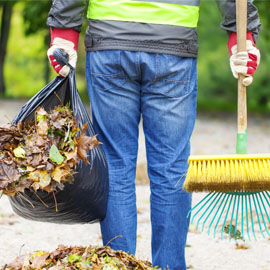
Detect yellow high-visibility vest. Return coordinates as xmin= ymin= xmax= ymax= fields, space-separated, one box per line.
xmin=87 ymin=0 xmax=200 ymax=28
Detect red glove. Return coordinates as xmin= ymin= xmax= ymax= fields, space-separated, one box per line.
xmin=228 ymin=32 xmax=260 ymax=86
xmin=47 ymin=28 xmax=79 ymax=77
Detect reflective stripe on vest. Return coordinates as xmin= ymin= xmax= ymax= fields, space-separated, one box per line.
xmin=87 ymin=0 xmax=200 ymax=28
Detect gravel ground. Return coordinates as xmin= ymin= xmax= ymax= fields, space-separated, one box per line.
xmin=1 ymin=100 xmax=270 ymax=269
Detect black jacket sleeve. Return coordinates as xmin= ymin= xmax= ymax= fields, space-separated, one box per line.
xmin=216 ymin=0 xmax=261 ymax=41
xmin=46 ymin=0 xmax=88 ymax=32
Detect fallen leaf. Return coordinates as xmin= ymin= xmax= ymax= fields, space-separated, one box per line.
xmin=5 ymin=254 xmax=30 ymax=270
xmin=235 ymin=243 xmax=250 ymax=250
xmin=224 ymin=225 xmax=244 ymax=241
xmin=68 ymin=254 xmax=82 ymax=263
xmin=31 ymin=252 xmax=50 ymax=269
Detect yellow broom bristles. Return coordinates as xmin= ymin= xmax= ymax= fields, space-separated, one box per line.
xmin=183 ymin=154 xmax=270 ymax=192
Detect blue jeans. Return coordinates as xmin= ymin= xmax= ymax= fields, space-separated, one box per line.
xmin=86 ymin=51 xmax=197 ymax=270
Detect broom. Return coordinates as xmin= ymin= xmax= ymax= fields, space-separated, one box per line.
xmin=183 ymin=0 xmax=270 ymax=240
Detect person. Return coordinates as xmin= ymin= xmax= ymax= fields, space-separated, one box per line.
xmin=46 ymin=1 xmax=261 ymax=269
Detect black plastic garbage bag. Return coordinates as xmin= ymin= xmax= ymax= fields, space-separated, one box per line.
xmin=8 ymin=55 xmax=108 ymax=224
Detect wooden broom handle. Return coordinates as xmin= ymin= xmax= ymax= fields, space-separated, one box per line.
xmin=236 ymin=0 xmax=247 ymax=133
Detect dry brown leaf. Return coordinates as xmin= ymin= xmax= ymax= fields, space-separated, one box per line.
xmin=31 ymin=153 xmax=43 ymax=167
xmin=0 ymin=134 xmax=12 ymax=143
xmin=52 ymin=118 xmax=66 ymax=130
xmin=46 ymin=162 xmax=54 ymax=172
xmin=235 ymin=243 xmax=250 ymax=250
xmin=0 ymin=162 xmax=21 ymax=188
xmin=28 ymin=170 xmax=51 ymax=189
xmin=65 ymin=150 xmax=78 ymax=162
xmin=15 ymin=178 xmax=32 ymax=193
xmin=37 ymin=120 xmax=49 ymax=136
xmin=77 ymin=124 xmax=100 ymax=164
xmin=38 ymin=170 xmax=51 ymax=188
xmin=33 ymin=135 xmax=46 ymax=147
xmin=26 ymin=165 xmax=35 ymax=172
xmin=51 ymin=167 xmax=62 ymax=183
xmin=31 ymin=252 xmax=50 ymax=269
xmin=4 ymin=254 xmax=30 ymax=270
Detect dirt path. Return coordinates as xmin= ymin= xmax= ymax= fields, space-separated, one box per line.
xmin=1 ymin=100 xmax=270 ymax=269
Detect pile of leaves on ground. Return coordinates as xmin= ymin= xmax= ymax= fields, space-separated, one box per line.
xmin=1 ymin=245 xmax=157 ymax=270
xmin=0 ymin=105 xmax=100 ymax=196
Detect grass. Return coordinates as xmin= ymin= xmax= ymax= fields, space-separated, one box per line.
xmin=4 ymin=3 xmax=88 ymax=100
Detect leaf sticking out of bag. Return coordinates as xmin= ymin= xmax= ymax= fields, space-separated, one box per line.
xmin=77 ymin=123 xmax=101 ymax=164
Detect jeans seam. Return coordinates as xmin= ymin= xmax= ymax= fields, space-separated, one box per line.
xmin=150 ymin=58 xmax=194 ymax=97
xmin=149 ymin=53 xmax=159 ymax=90
xmin=150 ymin=55 xmax=190 ymax=93
xmin=185 ymin=59 xmax=194 ymax=95
xmin=153 ymin=78 xmax=189 ymax=83
xmin=91 ymin=72 xmax=122 ymax=77
xmin=155 ymin=53 xmax=159 ymax=82
xmin=136 ymin=53 xmax=141 ymax=81
xmin=118 ymin=50 xmax=121 ymax=69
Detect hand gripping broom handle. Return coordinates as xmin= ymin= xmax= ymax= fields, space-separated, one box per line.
xmin=236 ymin=0 xmax=248 ymax=154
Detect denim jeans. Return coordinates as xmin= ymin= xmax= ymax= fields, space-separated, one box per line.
xmin=85 ymin=50 xmax=197 ymax=270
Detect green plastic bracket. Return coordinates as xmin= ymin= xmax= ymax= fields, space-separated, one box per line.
xmin=236 ymin=130 xmax=247 ymax=154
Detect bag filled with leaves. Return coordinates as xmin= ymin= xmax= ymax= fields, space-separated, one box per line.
xmin=1 ymin=245 xmax=157 ymax=270
xmin=0 ymin=105 xmax=100 ymax=196
xmin=5 ymin=57 xmax=108 ymax=224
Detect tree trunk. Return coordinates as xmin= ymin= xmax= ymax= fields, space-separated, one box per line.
xmin=44 ymin=31 xmax=50 ymax=84
xmin=0 ymin=3 xmax=13 ymax=95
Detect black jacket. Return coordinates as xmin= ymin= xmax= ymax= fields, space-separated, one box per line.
xmin=47 ymin=0 xmax=261 ymax=58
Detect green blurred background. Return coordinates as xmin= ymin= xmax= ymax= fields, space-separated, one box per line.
xmin=0 ymin=0 xmax=269 ymax=112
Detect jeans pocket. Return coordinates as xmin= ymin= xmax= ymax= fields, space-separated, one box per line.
xmin=150 ymin=55 xmax=193 ymax=98
xmin=90 ymin=51 xmax=126 ymax=91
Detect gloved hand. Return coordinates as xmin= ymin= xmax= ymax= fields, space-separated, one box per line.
xmin=47 ymin=28 xmax=79 ymax=77
xmin=228 ymin=32 xmax=260 ymax=86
